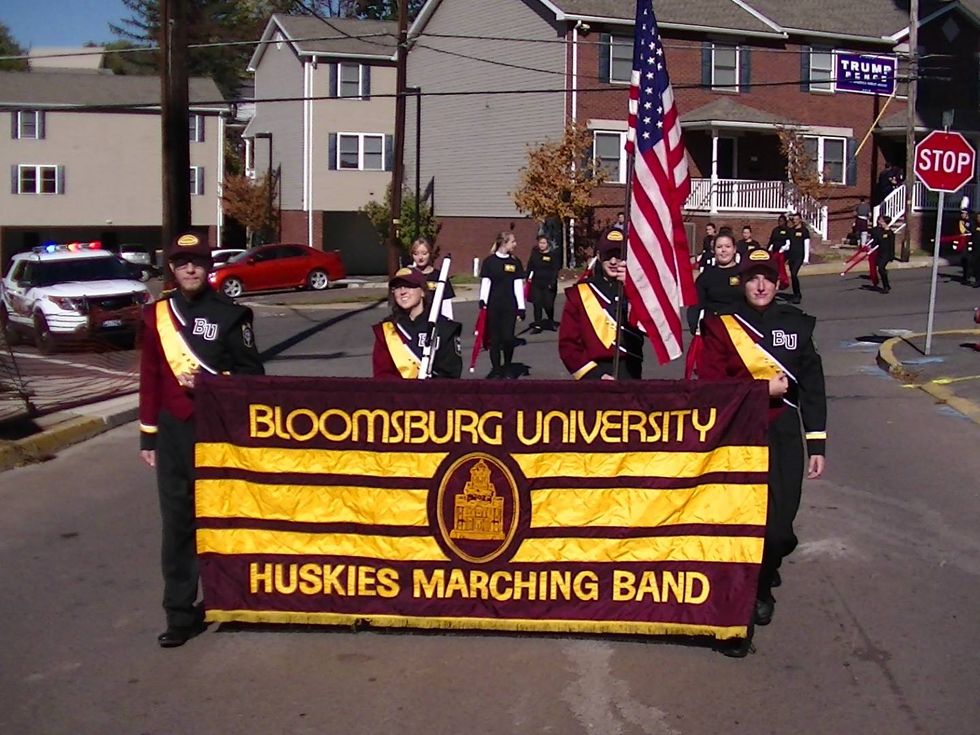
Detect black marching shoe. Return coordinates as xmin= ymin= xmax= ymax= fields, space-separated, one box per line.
xmin=157 ymin=619 xmax=208 ymax=648
xmin=715 ymin=636 xmax=755 ymax=658
xmin=772 ymin=569 xmax=782 ymax=588
xmin=754 ymin=597 xmax=775 ymax=627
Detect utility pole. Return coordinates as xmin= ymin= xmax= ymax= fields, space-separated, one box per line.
xmin=902 ymin=0 xmax=918 ymax=261
xmin=160 ymin=0 xmax=191 ymax=259
xmin=387 ymin=0 xmax=409 ymax=275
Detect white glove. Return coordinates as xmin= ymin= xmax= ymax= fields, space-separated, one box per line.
xmin=779 ymin=243 xmax=790 ymax=253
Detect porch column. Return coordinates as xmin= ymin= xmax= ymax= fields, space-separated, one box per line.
xmin=709 ymin=128 xmax=719 ymax=214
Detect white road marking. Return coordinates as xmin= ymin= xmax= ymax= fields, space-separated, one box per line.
xmin=13 ymin=352 xmax=136 ymax=378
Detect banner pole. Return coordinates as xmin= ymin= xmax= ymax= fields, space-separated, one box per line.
xmin=612 ymin=154 xmax=636 ymax=379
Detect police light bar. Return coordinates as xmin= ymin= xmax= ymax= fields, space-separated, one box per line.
xmin=33 ymin=241 xmax=104 ymax=254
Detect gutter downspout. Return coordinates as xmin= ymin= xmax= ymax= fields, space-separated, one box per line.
xmin=216 ymin=113 xmax=225 ymax=246
xmin=304 ymin=57 xmax=313 ymax=249
xmin=569 ymin=24 xmax=579 ymax=267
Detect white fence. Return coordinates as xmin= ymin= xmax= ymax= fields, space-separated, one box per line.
xmin=685 ymin=178 xmax=828 ymax=239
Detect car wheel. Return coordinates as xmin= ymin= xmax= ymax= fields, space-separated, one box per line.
xmin=33 ymin=313 xmax=56 ymax=354
xmin=307 ymin=269 xmax=330 ymax=291
xmin=222 ymin=278 xmax=244 ymax=298
xmin=0 ymin=304 xmax=20 ymax=346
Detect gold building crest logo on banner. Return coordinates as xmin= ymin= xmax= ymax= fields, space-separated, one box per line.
xmin=435 ymin=453 xmax=521 ymax=564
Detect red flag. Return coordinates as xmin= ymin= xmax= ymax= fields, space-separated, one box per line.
xmin=624 ymin=0 xmax=696 ymax=364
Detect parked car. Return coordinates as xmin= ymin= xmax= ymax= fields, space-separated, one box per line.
xmin=1 ymin=243 xmax=150 ymax=353
xmin=211 ymin=248 xmax=247 ymax=267
xmin=207 ymin=243 xmax=346 ymax=298
xmin=118 ymin=243 xmax=158 ymax=281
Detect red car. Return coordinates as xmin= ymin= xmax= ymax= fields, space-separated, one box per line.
xmin=208 ymin=244 xmax=345 ymax=298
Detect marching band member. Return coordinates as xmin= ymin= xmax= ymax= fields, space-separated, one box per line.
xmin=478 ymin=232 xmax=526 ymax=378
xmin=699 ymin=249 xmax=826 ymax=656
xmin=409 ymin=237 xmax=455 ymax=319
xmin=527 ymin=235 xmax=560 ymax=333
xmin=139 ymin=231 xmax=264 ymax=648
xmin=372 ymin=267 xmax=462 ymax=379
xmin=558 ymin=229 xmax=642 ymax=380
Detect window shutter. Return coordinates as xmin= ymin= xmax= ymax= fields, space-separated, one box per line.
xmin=197 ymin=167 xmax=205 ymax=195
xmin=11 ymin=111 xmax=18 ymax=139
xmin=598 ymin=34 xmax=611 ymax=84
xmin=11 ymin=165 xmax=19 ymax=194
xmin=38 ymin=111 xmax=46 ymax=140
xmin=846 ymin=138 xmax=858 ymax=186
xmin=329 ymin=64 xmax=338 ymax=98
xmin=328 ymin=133 xmax=337 ymax=170
xmin=800 ymin=46 xmax=810 ymax=92
xmin=384 ymin=134 xmax=394 ymax=171
xmin=361 ymin=65 xmax=371 ymax=99
xmin=198 ymin=115 xmax=204 ymax=142
xmin=701 ymin=42 xmax=712 ymax=87
xmin=739 ymin=47 xmax=750 ymax=92
xmin=57 ymin=165 xmax=65 ymax=195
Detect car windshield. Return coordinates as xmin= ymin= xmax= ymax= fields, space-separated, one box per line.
xmin=32 ymin=257 xmax=133 ymax=286
xmin=227 ymin=250 xmax=250 ymax=263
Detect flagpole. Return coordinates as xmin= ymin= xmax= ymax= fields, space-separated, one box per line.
xmin=611 ymin=153 xmax=636 ymax=379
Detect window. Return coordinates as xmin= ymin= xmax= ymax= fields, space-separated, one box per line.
xmin=14 ymin=164 xmax=63 ymax=194
xmin=712 ymin=45 xmax=739 ymax=91
xmin=594 ymin=131 xmax=626 ymax=184
xmin=336 ymin=133 xmax=385 ymax=171
xmin=189 ymin=114 xmax=205 ymax=142
xmin=13 ymin=110 xmax=45 ymax=140
xmin=803 ymin=136 xmax=846 ymax=184
xmin=189 ymin=166 xmax=205 ymax=196
xmin=809 ymin=49 xmax=835 ymax=92
xmin=339 ymin=63 xmax=363 ymax=98
xmin=609 ymin=36 xmax=633 ymax=83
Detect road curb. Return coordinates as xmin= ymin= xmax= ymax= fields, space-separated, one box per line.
xmin=877 ymin=329 xmax=980 ymax=426
xmin=0 ymin=402 xmax=138 ymax=473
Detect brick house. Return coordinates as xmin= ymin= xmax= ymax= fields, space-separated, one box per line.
xmin=406 ymin=0 xmax=980 ymax=267
xmin=0 ymin=67 xmax=227 ymax=270
xmin=245 ymin=15 xmax=398 ymax=274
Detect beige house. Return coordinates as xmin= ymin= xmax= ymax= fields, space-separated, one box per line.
xmin=0 ymin=69 xmax=226 ymax=268
xmin=245 ymin=15 xmax=397 ymax=273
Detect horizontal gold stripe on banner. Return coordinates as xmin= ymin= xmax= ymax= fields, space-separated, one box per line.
xmin=530 ymin=484 xmax=767 ymax=529
xmin=510 ymin=536 xmax=763 ymax=565
xmin=197 ymin=528 xmax=448 ymax=561
xmin=514 ymin=446 xmax=767 ymax=479
xmin=196 ymin=443 xmax=448 ymax=478
xmin=196 ymin=479 xmax=429 ymax=527
xmin=205 ymin=609 xmax=748 ymax=641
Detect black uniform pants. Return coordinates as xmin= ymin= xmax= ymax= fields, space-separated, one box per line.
xmin=788 ymin=257 xmax=804 ymax=298
xmin=531 ymin=283 xmax=556 ymax=325
xmin=155 ymin=410 xmax=202 ymax=628
xmin=877 ymin=258 xmax=891 ymax=291
xmin=757 ymin=409 xmax=804 ymax=602
xmin=487 ymin=303 xmax=517 ymax=370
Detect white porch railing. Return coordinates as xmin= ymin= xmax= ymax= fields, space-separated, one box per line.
xmin=685 ymin=178 xmax=829 ymax=240
xmin=913 ymin=181 xmax=978 ymax=211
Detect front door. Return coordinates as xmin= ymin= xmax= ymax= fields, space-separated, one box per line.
xmin=717 ymin=137 xmax=737 ymax=179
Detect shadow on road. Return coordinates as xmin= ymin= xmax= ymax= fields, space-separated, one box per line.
xmin=259 ymin=297 xmax=385 ymax=361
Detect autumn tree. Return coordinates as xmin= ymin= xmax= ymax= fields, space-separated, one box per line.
xmin=777 ymin=126 xmax=827 ymax=204
xmin=362 ymin=185 xmax=437 ymax=252
xmin=511 ymin=121 xmax=607 ymax=266
xmin=222 ymin=172 xmax=279 ymax=244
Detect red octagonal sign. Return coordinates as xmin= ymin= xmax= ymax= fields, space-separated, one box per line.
xmin=915 ymin=130 xmax=976 ymax=193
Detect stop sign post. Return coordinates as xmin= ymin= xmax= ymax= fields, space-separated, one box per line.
xmin=915 ymin=130 xmax=977 ymax=354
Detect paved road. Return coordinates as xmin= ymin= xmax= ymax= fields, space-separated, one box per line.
xmin=1 ymin=266 xmax=978 ymax=734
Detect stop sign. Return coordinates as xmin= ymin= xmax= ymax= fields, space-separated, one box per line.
xmin=914 ymin=130 xmax=976 ymax=192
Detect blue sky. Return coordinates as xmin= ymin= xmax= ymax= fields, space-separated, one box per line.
xmin=2 ymin=0 xmax=130 ymax=48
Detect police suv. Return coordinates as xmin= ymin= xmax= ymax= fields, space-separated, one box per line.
xmin=1 ymin=242 xmax=151 ymax=353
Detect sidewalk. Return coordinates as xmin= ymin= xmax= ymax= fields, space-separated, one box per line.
xmin=877 ymin=329 xmax=980 ymax=425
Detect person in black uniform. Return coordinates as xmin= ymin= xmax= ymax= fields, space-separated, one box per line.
xmin=372 ymin=267 xmax=462 ymax=379
xmin=697 ymin=222 xmax=717 ymax=271
xmin=559 ymin=229 xmax=642 ymax=379
xmin=736 ymin=225 xmax=759 ymax=258
xmin=139 ymin=231 xmax=264 ymax=648
xmin=699 ymin=249 xmax=826 ymax=656
xmin=687 ymin=232 xmax=743 ymax=334
xmin=767 ymin=214 xmax=790 ymax=253
xmin=527 ymin=235 xmax=560 ymax=333
xmin=409 ymin=237 xmax=455 ymax=319
xmin=869 ymin=214 xmax=896 ymax=293
xmin=479 ymin=232 xmax=526 ymax=378
xmin=786 ymin=212 xmax=810 ymax=304
xmin=970 ymin=211 xmax=980 ymax=288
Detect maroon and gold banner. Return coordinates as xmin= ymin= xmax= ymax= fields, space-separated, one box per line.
xmin=194 ymin=376 xmax=769 ymax=640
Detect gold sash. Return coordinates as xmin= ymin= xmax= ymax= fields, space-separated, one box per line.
xmin=382 ymin=321 xmax=421 ymax=380
xmin=155 ymin=300 xmax=213 ymax=379
xmin=578 ymin=284 xmax=618 ymax=349
xmin=719 ymin=315 xmax=782 ymax=381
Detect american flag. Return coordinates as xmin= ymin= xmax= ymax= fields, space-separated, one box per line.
xmin=624 ymin=0 xmax=696 ymax=364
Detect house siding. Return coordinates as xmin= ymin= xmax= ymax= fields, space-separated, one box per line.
xmin=251 ymin=36 xmax=307 ymax=210
xmin=406 ymin=0 xmax=567 ymax=222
